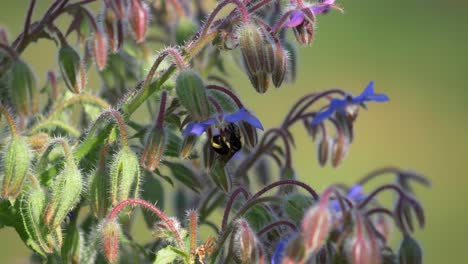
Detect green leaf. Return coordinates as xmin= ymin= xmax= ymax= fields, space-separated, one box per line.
xmin=164 ymin=162 xmax=201 ymax=193
xmin=153 ymin=246 xmax=181 ymax=264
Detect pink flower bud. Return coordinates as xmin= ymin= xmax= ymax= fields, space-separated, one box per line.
xmin=346 ymin=213 xmax=382 ymax=264
xmin=235 ymin=219 xmax=264 ymax=264
xmin=301 ymin=202 xmax=332 ymax=254
xmin=93 ymin=31 xmax=108 ymax=71
xmin=129 ymin=0 xmax=148 ymax=43
xmin=100 ymin=219 xmax=121 ymax=263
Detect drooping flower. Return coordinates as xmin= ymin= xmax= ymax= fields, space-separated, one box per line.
xmin=311 ymin=81 xmax=389 ymax=126
xmin=182 ymin=108 xmax=263 ymax=137
xmin=284 ymin=0 xmax=340 ymax=28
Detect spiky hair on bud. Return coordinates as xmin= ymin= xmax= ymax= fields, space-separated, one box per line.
xmin=98 ymin=219 xmax=121 ymax=263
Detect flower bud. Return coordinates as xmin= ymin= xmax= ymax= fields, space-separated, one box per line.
xmin=234 ymin=219 xmax=264 ymax=264
xmin=272 ymin=43 xmax=288 ymax=88
xmin=92 ymin=30 xmax=108 ymax=71
xmin=282 ymin=193 xmax=315 ymax=223
xmin=19 ymin=185 xmax=52 ymax=256
xmin=128 ymin=0 xmax=148 ymax=43
xmin=43 ymin=157 xmax=83 ymax=230
xmin=1 ymin=136 xmax=31 ymax=199
xmin=282 ymin=40 xmax=297 ymax=83
xmin=176 ymin=17 xmax=198 ymax=45
xmin=238 ymin=120 xmax=258 ymax=149
xmin=301 ymin=203 xmax=332 ymax=254
xmin=398 ymin=235 xmax=422 ymax=264
xmin=109 ymin=146 xmax=141 ymax=206
xmin=346 ymin=213 xmax=382 ymax=264
xmin=238 ymin=23 xmax=271 ymax=93
xmin=141 ymin=126 xmax=166 ymax=171
xmin=292 ymin=9 xmax=316 ymax=46
xmin=7 ymin=59 xmax=38 ymax=115
xmin=104 ymin=8 xmax=123 ymax=53
xmin=372 ymin=214 xmax=392 ymax=243
xmin=175 ymin=70 xmax=211 ymax=121
xmin=58 ymin=45 xmax=86 ymax=93
xmin=331 ymin=133 xmax=349 ymax=168
xmin=272 ymin=234 xmax=306 ymax=264
xmin=100 ymin=219 xmax=121 ymax=263
xmin=202 ymin=140 xmax=216 ymax=171
xmin=89 ymin=154 xmax=111 ymax=219
xmin=27 ymin=133 xmax=49 ymax=153
xmin=316 ymin=134 xmax=330 ymax=167
xmin=62 ymin=225 xmax=83 ymax=264
xmin=179 ymin=134 xmax=197 ymax=159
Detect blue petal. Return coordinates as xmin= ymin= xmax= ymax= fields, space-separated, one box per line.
xmin=272 ymin=236 xmax=293 ymax=264
xmin=284 ymin=11 xmax=305 ymax=28
xmin=182 ymin=119 xmax=216 ymax=137
xmin=352 ymin=81 xmax=389 ymax=103
xmin=311 ymin=99 xmax=346 ymax=126
xmin=347 ymin=184 xmax=366 ymax=202
xmin=225 ymin=108 xmax=264 ymax=130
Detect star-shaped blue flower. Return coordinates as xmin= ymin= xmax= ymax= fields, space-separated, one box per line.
xmin=182 ymin=108 xmax=263 ymax=137
xmin=311 ymin=81 xmax=389 ymax=126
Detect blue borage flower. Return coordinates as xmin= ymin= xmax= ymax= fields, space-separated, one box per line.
xmin=311 ymin=81 xmax=389 ymax=126
xmin=182 ymin=108 xmax=264 ymax=137
xmin=331 ymin=184 xmax=366 ymax=212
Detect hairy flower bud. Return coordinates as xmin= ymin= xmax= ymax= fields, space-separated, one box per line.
xmin=272 ymin=234 xmax=306 ymax=264
xmin=292 ymin=9 xmax=316 ymax=46
xmin=27 ymin=133 xmax=49 ymax=153
xmin=109 ymin=146 xmax=141 ymax=206
xmin=175 ymin=70 xmax=211 ymax=121
xmin=141 ymin=125 xmax=166 ymax=171
xmin=272 ymin=43 xmax=288 ymax=88
xmin=89 ymin=149 xmax=110 ymax=218
xmin=58 ymin=45 xmax=86 ymax=93
xmin=179 ymin=134 xmax=197 ymax=159
xmin=176 ymin=17 xmax=198 ymax=45
xmin=238 ymin=120 xmax=258 ymax=149
xmin=104 ymin=8 xmax=123 ymax=53
xmin=398 ymin=235 xmax=422 ymax=264
xmin=234 ymin=219 xmax=264 ymax=264
xmin=282 ymin=40 xmax=297 ymax=83
xmin=331 ymin=133 xmax=349 ymax=168
xmin=62 ymin=225 xmax=83 ymax=264
xmin=43 ymin=157 xmax=83 ymax=230
xmin=93 ymin=30 xmax=108 ymax=71
xmin=8 ymin=59 xmax=38 ymax=115
xmin=301 ymin=202 xmax=332 ymax=254
xmin=1 ymin=136 xmax=31 ymax=199
xmin=100 ymin=219 xmax=121 ymax=263
xmin=19 ymin=185 xmax=52 ymax=256
xmin=238 ymin=23 xmax=271 ymax=93
xmin=346 ymin=213 xmax=382 ymax=264
xmin=129 ymin=0 xmax=148 ymax=43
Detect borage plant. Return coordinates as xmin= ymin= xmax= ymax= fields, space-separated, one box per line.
xmin=0 ymin=0 xmax=429 ymax=263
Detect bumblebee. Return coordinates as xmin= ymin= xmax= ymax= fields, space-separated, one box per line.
xmin=210 ymin=123 xmax=242 ymax=161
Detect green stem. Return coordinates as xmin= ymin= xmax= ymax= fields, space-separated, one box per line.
xmin=29 ymin=119 xmax=80 ymax=137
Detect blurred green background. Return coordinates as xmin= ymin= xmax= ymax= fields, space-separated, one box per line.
xmin=1 ymin=0 xmax=466 ymax=263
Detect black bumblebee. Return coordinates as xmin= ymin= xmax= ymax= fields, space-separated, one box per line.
xmin=210 ymin=123 xmax=242 ymax=161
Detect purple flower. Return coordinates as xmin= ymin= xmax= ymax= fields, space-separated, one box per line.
xmin=311 ymin=81 xmax=389 ymax=126
xmin=284 ymin=0 xmax=338 ymax=29
xmin=331 ymin=184 xmax=366 ymax=211
xmin=182 ymin=108 xmax=263 ymax=137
